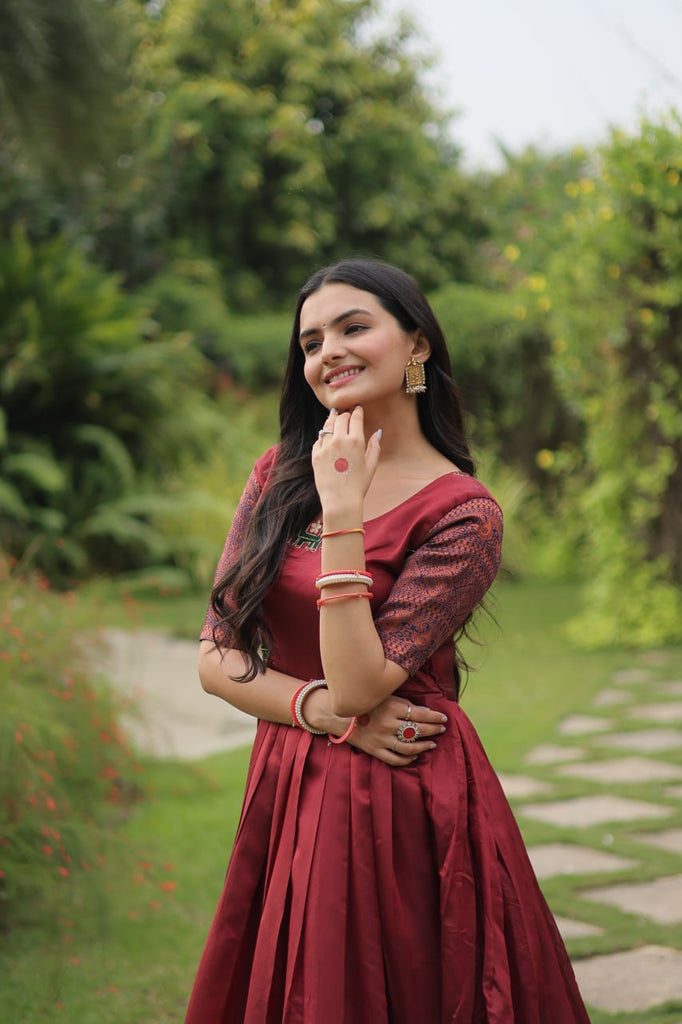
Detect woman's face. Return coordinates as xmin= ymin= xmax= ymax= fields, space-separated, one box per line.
xmin=298 ymin=283 xmax=428 ymax=412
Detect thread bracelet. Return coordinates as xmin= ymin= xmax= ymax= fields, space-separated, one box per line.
xmin=321 ymin=527 xmax=365 ymax=538
xmin=316 ymin=591 xmax=373 ymax=609
xmin=328 ymin=717 xmax=358 ymax=745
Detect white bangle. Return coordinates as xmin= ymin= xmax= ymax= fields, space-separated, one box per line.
xmin=293 ymin=679 xmax=328 ymax=734
xmin=315 ymin=571 xmax=373 ymax=589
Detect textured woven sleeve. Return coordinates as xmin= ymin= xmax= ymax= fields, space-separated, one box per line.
xmin=374 ymin=497 xmax=503 ymax=676
xmin=199 ymin=468 xmax=263 ymax=646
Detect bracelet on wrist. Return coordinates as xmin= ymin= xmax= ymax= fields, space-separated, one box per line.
xmin=290 ymin=679 xmax=327 ymax=735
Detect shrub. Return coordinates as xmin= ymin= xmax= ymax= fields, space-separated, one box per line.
xmin=0 ymin=558 xmax=140 ymax=931
xmin=0 ymin=227 xmax=224 ymax=583
xmin=548 ymin=114 xmax=682 ymax=646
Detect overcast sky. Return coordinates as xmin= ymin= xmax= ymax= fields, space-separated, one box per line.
xmin=380 ymin=0 xmax=682 ymax=168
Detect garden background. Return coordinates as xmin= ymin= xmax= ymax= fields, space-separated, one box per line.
xmin=1 ymin=1 xmax=682 ymax=1021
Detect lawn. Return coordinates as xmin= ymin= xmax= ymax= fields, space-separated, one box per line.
xmin=2 ymin=577 xmax=682 ymax=1022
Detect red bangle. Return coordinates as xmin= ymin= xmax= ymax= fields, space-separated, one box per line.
xmin=316 ymin=591 xmax=374 ymax=609
xmin=328 ymin=717 xmax=358 ymax=745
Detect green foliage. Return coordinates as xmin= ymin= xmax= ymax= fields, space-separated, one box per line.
xmin=0 ymin=560 xmax=140 ymax=931
xmin=547 ymin=114 xmax=682 ymax=646
xmin=0 ymin=0 xmax=134 ymax=174
xmin=430 ymin=281 xmax=579 ymax=480
xmin=102 ymin=0 xmax=484 ymax=304
xmin=0 ymin=226 xmax=223 ymax=583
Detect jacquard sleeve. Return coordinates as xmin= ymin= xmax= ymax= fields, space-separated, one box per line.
xmin=374 ymin=497 xmax=503 ymax=676
xmin=199 ymin=468 xmax=263 ymax=646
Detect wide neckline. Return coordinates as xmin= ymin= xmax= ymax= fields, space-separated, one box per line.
xmin=363 ymin=470 xmax=468 ymax=525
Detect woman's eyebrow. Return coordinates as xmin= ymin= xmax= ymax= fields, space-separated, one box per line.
xmin=299 ymin=308 xmax=373 ymax=343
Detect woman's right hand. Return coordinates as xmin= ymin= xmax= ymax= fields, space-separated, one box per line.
xmin=345 ymin=695 xmax=447 ymax=766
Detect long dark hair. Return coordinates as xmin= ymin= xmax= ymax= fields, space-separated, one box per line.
xmin=212 ymin=258 xmax=475 ymax=683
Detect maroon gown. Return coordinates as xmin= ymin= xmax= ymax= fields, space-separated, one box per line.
xmin=185 ymin=447 xmax=591 ymax=1024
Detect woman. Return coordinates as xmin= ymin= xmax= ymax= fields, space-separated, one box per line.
xmin=185 ymin=259 xmax=590 ymax=1023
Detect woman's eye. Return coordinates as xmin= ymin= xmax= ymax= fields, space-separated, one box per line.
xmin=303 ymin=340 xmax=321 ymax=354
xmin=345 ymin=323 xmax=367 ymax=335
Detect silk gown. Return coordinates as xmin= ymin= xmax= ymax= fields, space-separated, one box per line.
xmin=185 ymin=447 xmax=591 ymax=1024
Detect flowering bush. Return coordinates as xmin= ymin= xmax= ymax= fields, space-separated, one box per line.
xmin=0 ymin=557 xmax=141 ymax=930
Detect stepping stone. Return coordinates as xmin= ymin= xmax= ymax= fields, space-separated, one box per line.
xmin=666 ymin=785 xmax=682 ymax=799
xmin=526 ymin=743 xmax=585 ymax=765
xmin=557 ymin=756 xmax=682 ymax=784
xmin=583 ymin=874 xmax=682 ymax=924
xmin=528 ymin=842 xmax=637 ymax=879
xmin=554 ymin=916 xmax=603 ymax=939
xmin=632 ymin=828 xmax=682 ymax=855
xmin=519 ymin=795 xmax=673 ymax=828
xmin=597 ymin=727 xmax=682 ymax=753
xmin=593 ymin=688 xmax=632 ymax=707
xmin=496 ymin=773 xmax=552 ymax=799
xmin=558 ymin=715 xmax=612 ymax=736
xmin=628 ymin=701 xmax=682 ymax=723
xmin=613 ymin=668 xmax=652 ymax=684
xmin=572 ymin=945 xmax=682 ymax=1012
xmin=658 ymin=680 xmax=682 ymax=696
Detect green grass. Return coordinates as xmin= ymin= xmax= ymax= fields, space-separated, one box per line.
xmin=2 ymin=577 xmax=682 ymax=1022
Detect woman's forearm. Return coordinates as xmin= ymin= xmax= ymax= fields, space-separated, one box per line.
xmin=318 ymin=506 xmax=407 ymax=717
xmin=197 ymin=641 xmax=352 ymax=734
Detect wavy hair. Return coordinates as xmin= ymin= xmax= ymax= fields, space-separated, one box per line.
xmin=211 ymin=258 xmax=475 ymax=685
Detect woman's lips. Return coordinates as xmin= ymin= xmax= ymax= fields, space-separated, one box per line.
xmin=325 ymin=367 xmax=364 ymax=388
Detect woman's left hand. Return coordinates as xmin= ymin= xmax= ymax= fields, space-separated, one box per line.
xmin=311 ymin=406 xmax=381 ymax=514
xmin=344 ymin=695 xmax=447 ymax=767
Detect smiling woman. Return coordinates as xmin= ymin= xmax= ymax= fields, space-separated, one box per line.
xmin=184 ymin=258 xmax=591 ymax=1023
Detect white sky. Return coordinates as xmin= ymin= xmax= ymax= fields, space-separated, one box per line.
xmin=380 ymin=0 xmax=682 ymax=168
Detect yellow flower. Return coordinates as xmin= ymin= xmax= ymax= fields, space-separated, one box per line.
xmin=526 ymin=273 xmax=547 ymax=292
xmin=537 ymin=296 xmax=552 ymax=312
xmin=599 ymin=205 xmax=615 ymax=221
xmin=504 ymin=244 xmax=520 ymax=262
xmin=607 ymin=264 xmax=621 ymax=279
xmin=667 ymin=170 xmax=680 ymax=186
xmin=579 ymin=178 xmax=595 ymax=194
xmin=536 ymin=449 xmax=555 ymax=470
xmin=630 ymin=181 xmax=645 ymax=195
xmin=638 ymin=308 xmax=655 ymax=325
xmin=562 ymin=213 xmax=577 ymax=228
xmin=564 ymin=182 xmax=580 ymax=197
xmin=552 ymin=337 xmax=566 ymax=354
xmin=513 ymin=304 xmax=527 ymax=320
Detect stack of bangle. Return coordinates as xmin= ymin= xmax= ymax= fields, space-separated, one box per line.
xmin=290 ymin=678 xmax=358 ymax=745
xmin=291 ymin=679 xmax=327 ymax=735
xmin=315 ymin=568 xmax=374 ymax=610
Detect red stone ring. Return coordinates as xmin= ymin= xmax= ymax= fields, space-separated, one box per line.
xmin=396 ymin=721 xmax=421 ymax=743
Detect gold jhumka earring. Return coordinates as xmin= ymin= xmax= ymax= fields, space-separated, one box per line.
xmin=404 ymin=357 xmax=427 ymax=394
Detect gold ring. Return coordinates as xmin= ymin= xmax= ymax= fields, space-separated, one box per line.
xmin=404 ymin=704 xmax=412 ymax=721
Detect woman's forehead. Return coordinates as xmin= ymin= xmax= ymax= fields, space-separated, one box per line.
xmin=299 ymin=283 xmax=381 ymax=329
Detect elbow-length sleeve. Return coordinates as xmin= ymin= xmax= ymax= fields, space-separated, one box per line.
xmin=199 ymin=452 xmax=274 ymax=645
xmin=374 ymin=496 xmax=503 ymax=678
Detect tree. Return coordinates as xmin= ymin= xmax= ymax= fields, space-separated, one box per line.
xmin=97 ymin=0 xmax=485 ymax=305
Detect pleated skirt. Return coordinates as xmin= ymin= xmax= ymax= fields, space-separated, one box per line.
xmin=184 ymin=697 xmax=590 ymax=1023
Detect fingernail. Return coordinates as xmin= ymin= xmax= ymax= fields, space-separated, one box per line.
xmin=439 ymin=725 xmax=446 ymax=733
xmin=429 ymin=742 xmax=437 ymax=750
xmin=441 ymin=715 xmax=448 ymax=723
xmin=376 ymin=428 xmax=383 ymax=442
xmin=330 ymin=408 xmax=337 ymax=415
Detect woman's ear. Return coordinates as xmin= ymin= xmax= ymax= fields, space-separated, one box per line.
xmin=410 ymin=330 xmax=431 ymax=361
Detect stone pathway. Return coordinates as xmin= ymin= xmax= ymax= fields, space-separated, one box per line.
xmin=516 ymin=659 xmax=682 ymax=1017
xmin=101 ymin=631 xmax=682 ymax=1019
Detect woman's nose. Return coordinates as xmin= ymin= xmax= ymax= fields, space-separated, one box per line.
xmin=319 ymin=330 xmax=346 ymax=361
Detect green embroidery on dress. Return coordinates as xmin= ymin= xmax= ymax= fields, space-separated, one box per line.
xmin=293 ymin=519 xmax=323 ymax=551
